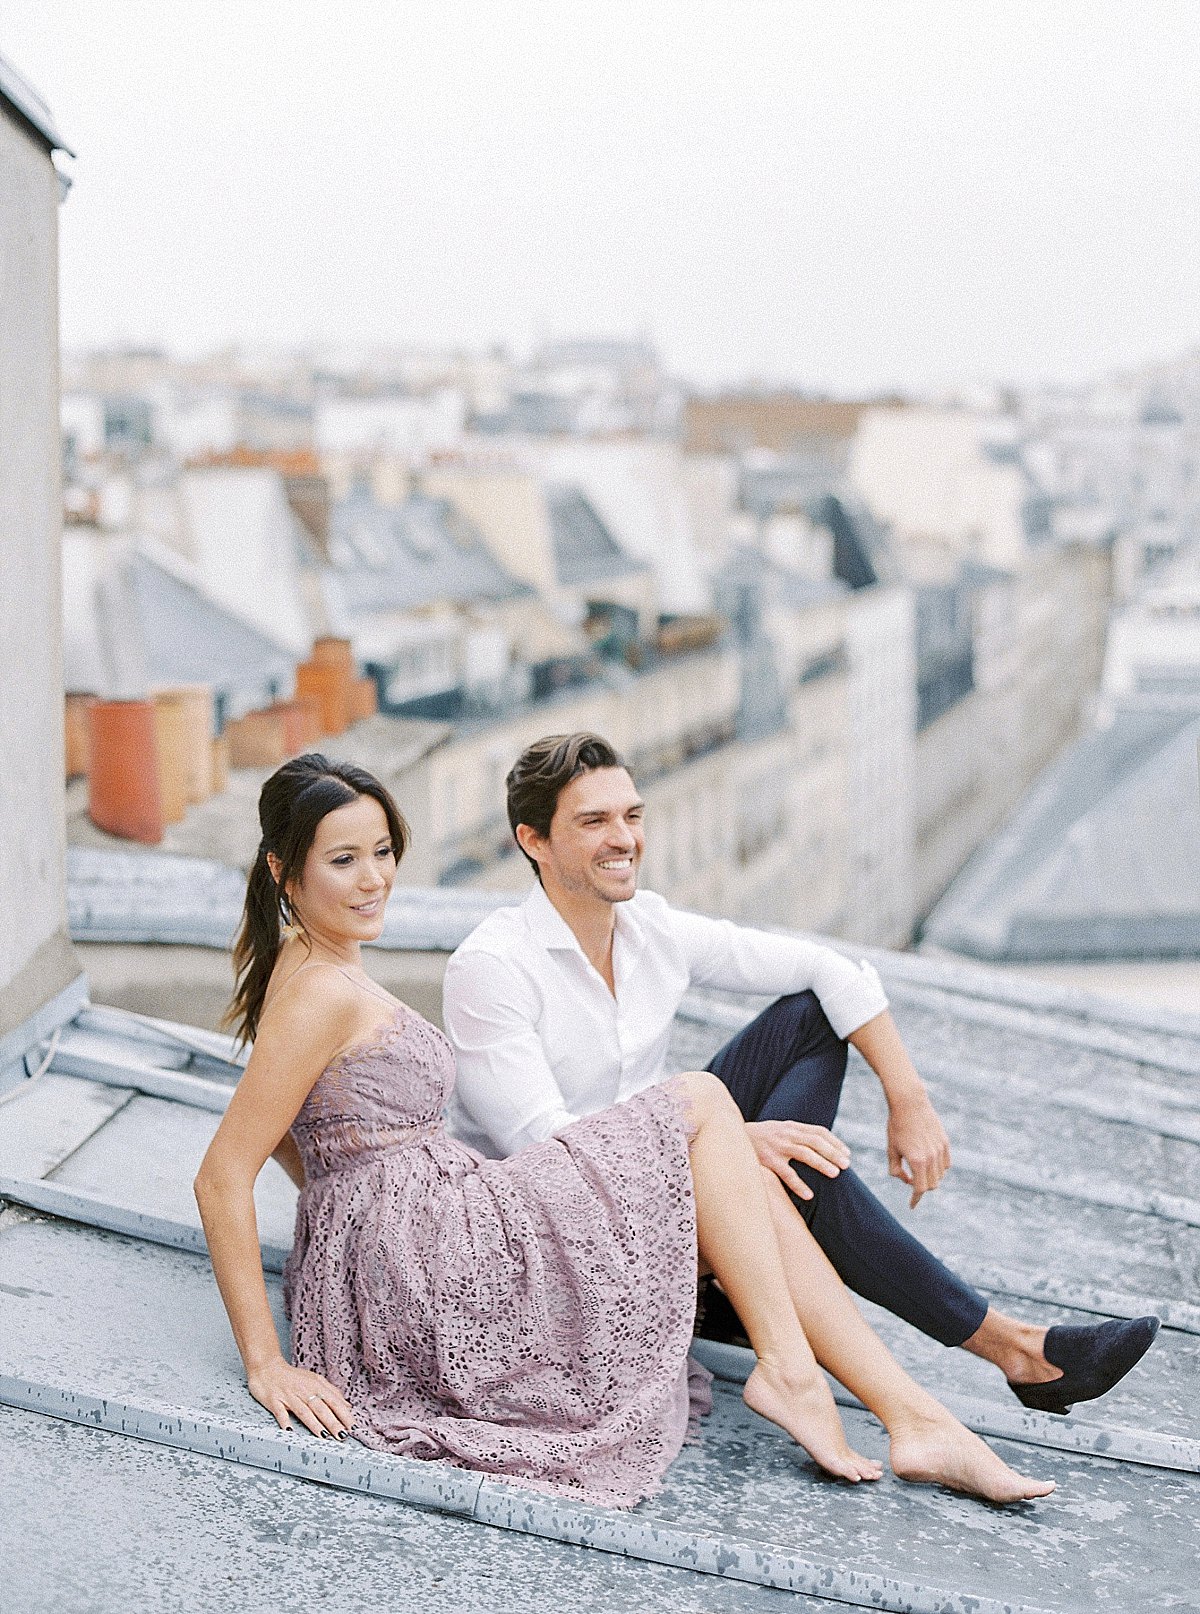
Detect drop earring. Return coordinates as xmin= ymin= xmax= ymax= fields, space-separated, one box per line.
xmin=279 ymin=892 xmax=303 ymax=940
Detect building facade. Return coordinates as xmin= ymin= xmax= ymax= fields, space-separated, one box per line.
xmin=0 ymin=59 xmax=83 ymax=1053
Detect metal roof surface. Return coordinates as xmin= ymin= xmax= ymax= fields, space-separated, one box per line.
xmin=545 ymin=483 xmax=647 ymax=588
xmin=4 ymin=887 xmax=1199 ymax=1610
xmin=327 ymin=492 xmax=532 ymax=617
xmin=62 ymin=531 xmax=297 ymax=706
xmin=715 ymin=543 xmax=849 ymax=613
xmin=922 ymin=703 xmax=1200 ymax=961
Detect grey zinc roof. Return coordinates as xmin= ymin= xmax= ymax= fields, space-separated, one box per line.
xmin=327 ymin=491 xmax=532 ymax=617
xmin=739 ymin=455 xmax=844 ymax=516
xmin=5 ymin=871 xmax=1199 ymax=1609
xmin=0 ymin=51 xmax=73 ymax=154
xmin=921 ymin=703 xmax=1200 ymax=961
xmin=715 ymin=543 xmax=848 ymax=613
xmin=66 ymin=846 xmax=500 ymax=949
xmin=545 ymin=483 xmax=647 ymax=588
xmin=63 ymin=534 xmax=296 ymax=710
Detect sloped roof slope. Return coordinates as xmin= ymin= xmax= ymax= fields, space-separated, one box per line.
xmin=922 ymin=704 xmax=1200 ymax=960
xmin=0 ymin=51 xmax=72 ymax=153
xmin=62 ymin=531 xmax=296 ymax=708
xmin=545 ymin=483 xmax=647 ymax=588
xmin=327 ymin=491 xmax=531 ymax=617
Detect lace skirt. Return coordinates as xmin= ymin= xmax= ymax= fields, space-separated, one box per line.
xmin=283 ymin=1078 xmax=709 ymax=1508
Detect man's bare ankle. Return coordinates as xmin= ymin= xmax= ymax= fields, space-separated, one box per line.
xmin=963 ymin=1313 xmax=1050 ymax=1380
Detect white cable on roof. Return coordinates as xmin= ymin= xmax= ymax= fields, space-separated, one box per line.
xmin=0 ymin=1027 xmax=62 ymax=1108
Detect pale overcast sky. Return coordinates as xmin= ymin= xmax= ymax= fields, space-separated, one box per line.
xmin=5 ymin=0 xmax=1200 ymax=393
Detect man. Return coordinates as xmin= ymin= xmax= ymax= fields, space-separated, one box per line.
xmin=443 ymin=732 xmax=1158 ymax=1414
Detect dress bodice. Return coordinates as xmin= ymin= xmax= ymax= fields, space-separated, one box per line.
xmin=290 ymin=1007 xmax=456 ymax=1182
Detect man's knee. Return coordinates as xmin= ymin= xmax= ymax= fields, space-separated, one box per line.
xmin=767 ymin=990 xmax=842 ymax=1048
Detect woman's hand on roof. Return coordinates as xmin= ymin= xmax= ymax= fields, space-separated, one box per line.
xmin=247 ymin=1354 xmax=355 ymax=1440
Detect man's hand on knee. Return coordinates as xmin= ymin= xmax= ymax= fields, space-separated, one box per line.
xmin=745 ymin=1120 xmax=851 ymax=1201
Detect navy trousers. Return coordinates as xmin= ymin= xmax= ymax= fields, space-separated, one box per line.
xmin=706 ymin=991 xmax=988 ymax=1347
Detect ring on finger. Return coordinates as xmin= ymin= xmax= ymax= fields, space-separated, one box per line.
xmin=306 ymin=1393 xmax=324 ymax=1406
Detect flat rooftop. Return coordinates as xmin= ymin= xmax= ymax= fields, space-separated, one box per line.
xmin=3 ymin=874 xmax=1198 ymax=1611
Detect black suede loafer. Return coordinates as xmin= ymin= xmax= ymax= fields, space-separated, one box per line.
xmin=1008 ymin=1315 xmax=1161 ymax=1415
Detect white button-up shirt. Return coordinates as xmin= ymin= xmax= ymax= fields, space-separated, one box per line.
xmin=442 ymin=885 xmax=889 ymax=1158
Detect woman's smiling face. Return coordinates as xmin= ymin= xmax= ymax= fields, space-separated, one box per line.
xmin=287 ymin=794 xmax=397 ymax=944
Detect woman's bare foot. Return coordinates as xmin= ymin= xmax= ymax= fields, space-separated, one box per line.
xmin=744 ymin=1361 xmax=883 ymax=1483
xmin=890 ymin=1410 xmax=1055 ymax=1503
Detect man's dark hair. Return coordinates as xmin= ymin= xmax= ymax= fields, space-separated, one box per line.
xmin=506 ymin=732 xmax=628 ymax=880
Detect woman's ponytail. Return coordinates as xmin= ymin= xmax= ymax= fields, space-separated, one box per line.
xmin=224 ymin=842 xmax=288 ymax=1047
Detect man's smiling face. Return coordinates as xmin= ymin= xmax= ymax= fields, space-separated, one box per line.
xmin=524 ymin=766 xmax=645 ymax=906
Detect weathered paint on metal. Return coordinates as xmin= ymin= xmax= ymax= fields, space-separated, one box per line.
xmin=4 ymin=959 xmax=1199 ymax=1608
xmin=49 ymin=1040 xmax=236 ymax=1111
xmin=961 ymin=1265 xmax=1200 ymax=1337
xmin=1 ymin=1401 xmax=813 ymax=1614
xmin=45 ymin=1089 xmax=296 ymax=1244
xmin=836 ymin=1128 xmax=1200 ymax=1229
xmin=0 ymin=1175 xmax=292 ymax=1274
xmin=471 ymin=1480 xmax=1060 ymax=1614
xmin=0 ymin=1072 xmax=130 ymax=1178
xmin=2 ymin=1218 xmax=1198 ymax=1610
xmin=0 ymin=972 xmax=89 ymax=1091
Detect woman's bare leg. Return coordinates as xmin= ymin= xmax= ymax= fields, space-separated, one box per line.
xmin=678 ymin=1071 xmax=881 ymax=1482
xmin=757 ymin=1171 xmax=1055 ymax=1503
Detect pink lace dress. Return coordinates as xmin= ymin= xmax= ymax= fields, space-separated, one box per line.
xmin=281 ymin=998 xmax=708 ymax=1508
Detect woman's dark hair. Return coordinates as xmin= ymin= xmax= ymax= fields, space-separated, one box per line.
xmin=506 ymin=732 xmax=627 ymax=880
xmin=224 ymin=752 xmax=409 ymax=1045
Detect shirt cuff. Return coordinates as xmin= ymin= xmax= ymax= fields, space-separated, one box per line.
xmin=819 ymin=961 xmax=889 ymax=1039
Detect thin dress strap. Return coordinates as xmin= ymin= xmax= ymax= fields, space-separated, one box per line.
xmin=289 ymin=959 xmax=403 ymax=1012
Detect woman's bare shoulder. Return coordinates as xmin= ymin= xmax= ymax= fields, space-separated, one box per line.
xmin=256 ymin=958 xmax=362 ymax=1048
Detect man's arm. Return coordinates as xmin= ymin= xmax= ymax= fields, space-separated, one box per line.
xmin=849 ymin=1009 xmax=950 ymax=1209
xmin=669 ymin=904 xmax=889 ymax=1038
xmin=669 ymin=903 xmax=950 ymax=1204
xmin=442 ymin=949 xmax=580 ymax=1156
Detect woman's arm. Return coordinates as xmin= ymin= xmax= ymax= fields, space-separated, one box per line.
xmin=271 ymin=1130 xmax=306 ymax=1190
xmin=194 ymin=968 xmax=357 ymax=1437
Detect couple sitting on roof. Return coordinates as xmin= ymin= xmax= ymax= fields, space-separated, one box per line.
xmin=194 ymin=732 xmax=1157 ymax=1509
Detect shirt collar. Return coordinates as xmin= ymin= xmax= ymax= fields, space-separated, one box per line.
xmin=521 ymin=881 xmax=647 ymax=959
xmin=522 ymin=882 xmax=585 ymax=953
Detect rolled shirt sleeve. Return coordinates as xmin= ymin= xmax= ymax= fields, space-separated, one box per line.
xmin=442 ymin=948 xmax=580 ymax=1156
xmin=667 ymin=905 xmax=889 ymax=1040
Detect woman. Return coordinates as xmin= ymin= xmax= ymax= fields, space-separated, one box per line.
xmin=195 ymin=753 xmax=1054 ymax=1508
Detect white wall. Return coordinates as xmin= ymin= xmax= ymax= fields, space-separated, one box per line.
xmin=178 ymin=466 xmax=313 ymax=656
xmin=849 ymin=407 xmax=1028 ymax=576
xmin=0 ymin=102 xmax=80 ymax=1039
xmin=480 ymin=434 xmax=713 ymax=614
xmin=841 ymin=586 xmax=917 ymax=946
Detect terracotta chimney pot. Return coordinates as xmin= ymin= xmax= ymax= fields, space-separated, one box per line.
xmin=295 ymin=660 xmax=350 ymax=735
xmin=152 ymin=692 xmax=190 ymax=824
xmin=273 ymin=697 xmax=323 ymax=755
xmin=311 ymin=636 xmax=355 ymax=671
xmin=87 ymin=699 xmax=165 ymax=844
xmin=225 ymin=707 xmax=289 ymax=769
xmin=211 ymin=733 xmax=230 ymax=795
xmin=65 ymin=692 xmax=95 ymax=779
xmin=349 ymin=674 xmax=378 ymax=723
xmin=164 ymin=684 xmax=216 ymax=803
